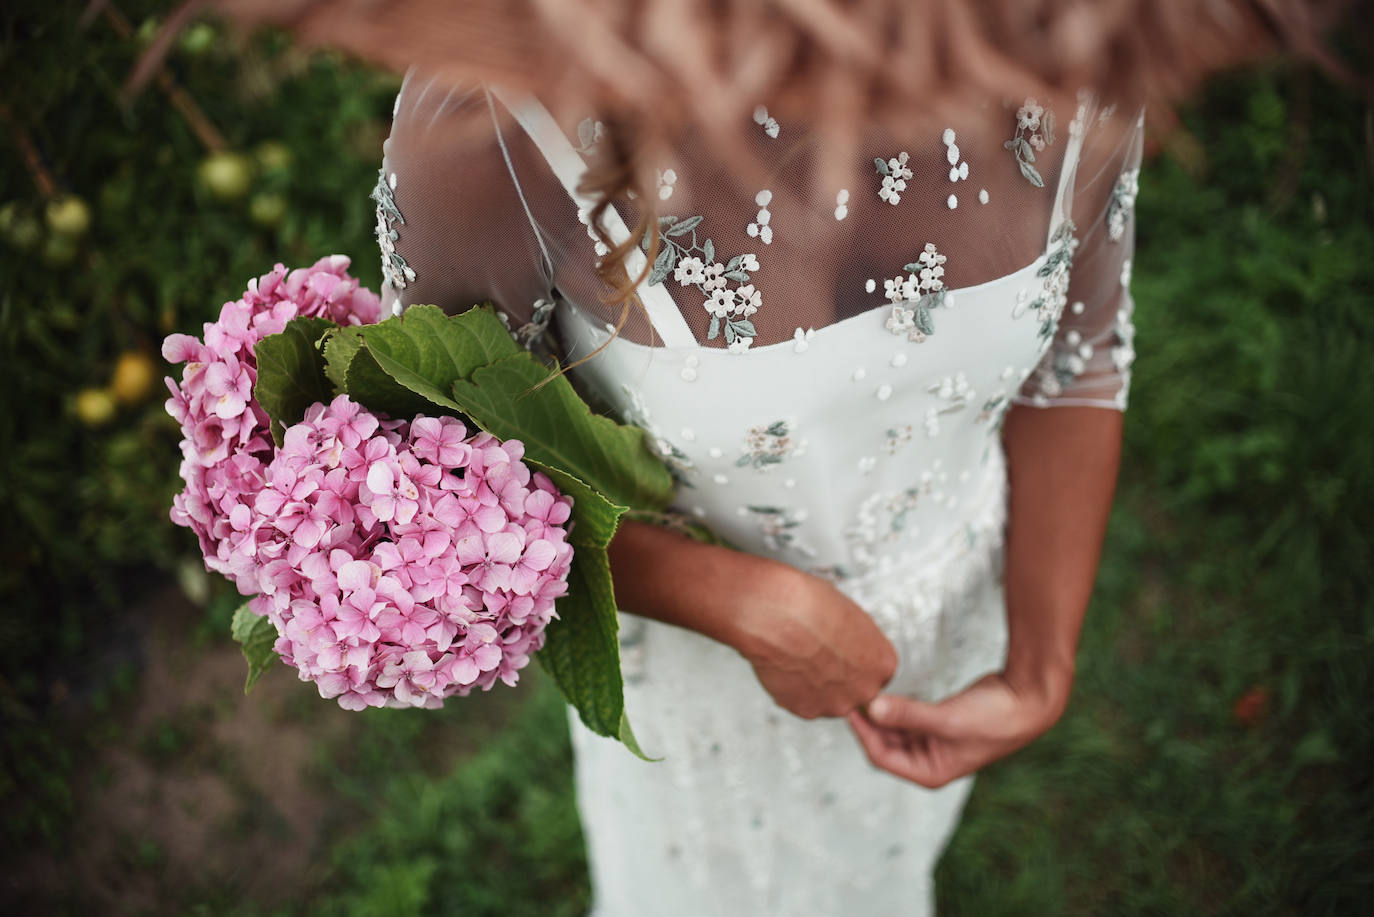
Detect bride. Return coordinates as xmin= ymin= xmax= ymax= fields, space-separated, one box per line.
xmin=195 ymin=1 xmax=1347 ymax=911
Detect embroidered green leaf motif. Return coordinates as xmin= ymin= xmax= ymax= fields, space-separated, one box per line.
xmin=1043 ymin=109 xmax=1057 ymax=146
xmin=231 ymin=602 xmax=277 ymax=694
xmin=902 ymin=262 xmax=922 ymax=273
xmin=725 ymin=254 xmax=742 ymax=272
xmin=915 ymin=305 xmax=935 ymax=335
xmin=648 ymin=244 xmax=676 ymax=285
xmin=723 ymin=270 xmax=750 ymax=282
xmin=666 ymin=214 xmax=702 ymax=236
xmin=1019 ymin=160 xmax=1045 ymax=188
xmin=874 ymin=157 xmax=890 ymax=176
xmin=253 ymin=316 xmax=336 ymax=445
xmin=708 ymin=315 xmax=721 ymax=340
xmin=701 ymin=238 xmax=715 ymax=265
xmin=1018 ymin=137 xmax=1035 ymax=162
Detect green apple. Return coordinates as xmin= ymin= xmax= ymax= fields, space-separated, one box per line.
xmin=198 ymin=151 xmax=254 ymax=200
xmin=75 ymin=388 xmax=118 ymax=427
xmin=45 ymin=195 xmax=92 ymax=238
xmin=249 ymin=191 xmax=287 ymax=228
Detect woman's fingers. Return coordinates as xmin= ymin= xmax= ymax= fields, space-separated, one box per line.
xmin=865 ymin=693 xmax=949 ymax=735
xmin=846 ymin=712 xmax=949 ymax=788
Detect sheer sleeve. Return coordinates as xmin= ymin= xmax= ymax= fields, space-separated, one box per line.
xmin=1014 ymin=105 xmax=1144 ymax=410
xmin=374 ymin=69 xmax=556 ymax=343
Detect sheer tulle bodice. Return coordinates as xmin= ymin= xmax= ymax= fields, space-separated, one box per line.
xmin=375 ymin=68 xmax=1142 ymax=916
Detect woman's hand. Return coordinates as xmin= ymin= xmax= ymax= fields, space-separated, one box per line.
xmin=846 ymin=668 xmax=1071 ymax=789
xmin=731 ymin=566 xmax=899 ymax=720
xmin=607 ymin=520 xmax=897 ymax=721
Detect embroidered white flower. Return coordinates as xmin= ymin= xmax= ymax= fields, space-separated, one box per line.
xmin=875 ymin=152 xmax=913 ymax=205
xmin=702 ymin=261 xmax=727 ymax=291
xmin=706 ymin=287 xmax=736 ymax=317
xmin=673 ymin=256 xmax=705 ymax=286
xmin=656 ymin=168 xmax=678 ymax=201
xmin=834 ymin=188 xmax=850 ymax=221
xmin=1017 ymin=99 xmax=1044 ymax=131
xmin=576 ymin=207 xmax=610 ymax=257
xmin=739 ymin=253 xmax=761 ymax=272
xmin=747 ymin=190 xmax=774 ymax=244
xmin=372 ymin=169 xmax=416 ymax=293
xmin=752 ymin=105 xmax=780 ymax=139
xmin=792 ymin=327 xmax=816 ymax=353
xmin=736 ymin=284 xmax=762 ymax=316
xmin=727 ymin=336 xmax=754 ymax=353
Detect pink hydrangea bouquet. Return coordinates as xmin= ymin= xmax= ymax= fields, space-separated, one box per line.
xmin=165 ymin=256 xmax=675 ymax=753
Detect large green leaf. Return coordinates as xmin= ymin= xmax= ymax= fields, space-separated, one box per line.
xmin=537 ymin=540 xmax=652 ymax=760
xmin=352 ymin=304 xmax=519 ymax=413
xmin=344 ymin=337 xmax=443 ymax=421
xmin=231 ymin=602 xmax=278 ymax=693
xmin=451 ymin=354 xmax=675 ymax=512
xmin=322 ymin=324 xmax=363 ymax=392
xmin=253 ymin=316 xmax=335 ymax=444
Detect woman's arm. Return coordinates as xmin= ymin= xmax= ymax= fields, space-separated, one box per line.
xmin=847 ymin=403 xmax=1122 ymax=787
xmin=608 ymin=519 xmax=899 ymax=720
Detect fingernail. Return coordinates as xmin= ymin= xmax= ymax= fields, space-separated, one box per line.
xmin=868 ymin=697 xmax=889 ymax=720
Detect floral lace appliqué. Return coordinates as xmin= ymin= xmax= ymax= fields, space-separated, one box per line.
xmin=1106 ymin=168 xmax=1140 ymax=242
xmin=882 ymin=243 xmax=949 ymax=342
xmin=737 ymin=420 xmax=804 ymax=471
xmin=1005 ymin=98 xmax=1056 ymax=188
xmin=644 ymin=214 xmax=761 ymax=350
xmin=874 ymin=152 xmax=912 ymax=205
xmin=752 ymin=105 xmax=781 ymax=139
xmin=747 ymin=505 xmax=815 ymax=557
xmin=372 ymin=169 xmax=416 ymax=295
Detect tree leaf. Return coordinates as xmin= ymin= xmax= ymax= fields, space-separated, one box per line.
xmin=253 ymin=316 xmax=336 ymax=445
xmin=1019 ymin=160 xmax=1045 ymax=188
xmin=449 ymin=354 xmax=676 ymax=512
xmin=665 ymin=214 xmax=702 ymax=236
xmin=231 ymin=602 xmax=277 ymax=694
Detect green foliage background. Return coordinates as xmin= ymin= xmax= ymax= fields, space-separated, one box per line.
xmin=2 ymin=1 xmax=1371 ymax=913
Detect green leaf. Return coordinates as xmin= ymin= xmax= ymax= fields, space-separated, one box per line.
xmin=323 ymin=325 xmax=363 ymax=392
xmin=647 ymin=244 xmax=676 ymax=286
xmin=1019 ymin=160 xmax=1045 ymax=188
xmin=253 ymin=316 xmax=336 ymax=445
xmin=725 ymin=254 xmax=742 ymax=272
xmin=344 ymin=304 xmax=520 ymax=419
xmin=903 ymin=262 xmax=922 ymax=273
xmin=874 ymin=157 xmax=890 ymax=175
xmin=732 ymin=319 xmax=757 ymax=337
xmin=450 ymin=353 xmax=676 ymax=512
xmin=536 ymin=542 xmax=652 ymax=760
xmin=666 ymin=214 xmax=702 ymax=237
xmin=915 ymin=305 xmax=935 ymax=335
xmin=723 ymin=270 xmax=750 ymax=283
xmin=707 ymin=315 xmax=720 ymax=340
xmin=231 ymin=602 xmax=277 ymax=694
xmin=701 ymin=238 xmax=715 ymax=264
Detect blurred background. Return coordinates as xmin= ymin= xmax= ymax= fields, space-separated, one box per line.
xmin=1 ymin=1 xmax=1371 ymax=914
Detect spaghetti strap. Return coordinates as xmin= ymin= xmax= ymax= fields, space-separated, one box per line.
xmin=1045 ymin=94 xmax=1090 ymax=248
xmin=488 ymin=85 xmax=699 ymax=349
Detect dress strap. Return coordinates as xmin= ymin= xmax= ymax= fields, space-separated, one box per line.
xmin=488 ymin=85 xmax=698 ymax=349
xmin=1045 ymin=92 xmax=1092 ymax=249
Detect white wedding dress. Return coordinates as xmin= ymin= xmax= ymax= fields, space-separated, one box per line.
xmin=376 ymin=69 xmax=1142 ymax=916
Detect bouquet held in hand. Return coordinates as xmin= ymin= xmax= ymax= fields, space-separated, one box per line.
xmin=165 ymin=256 xmax=677 ymax=754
